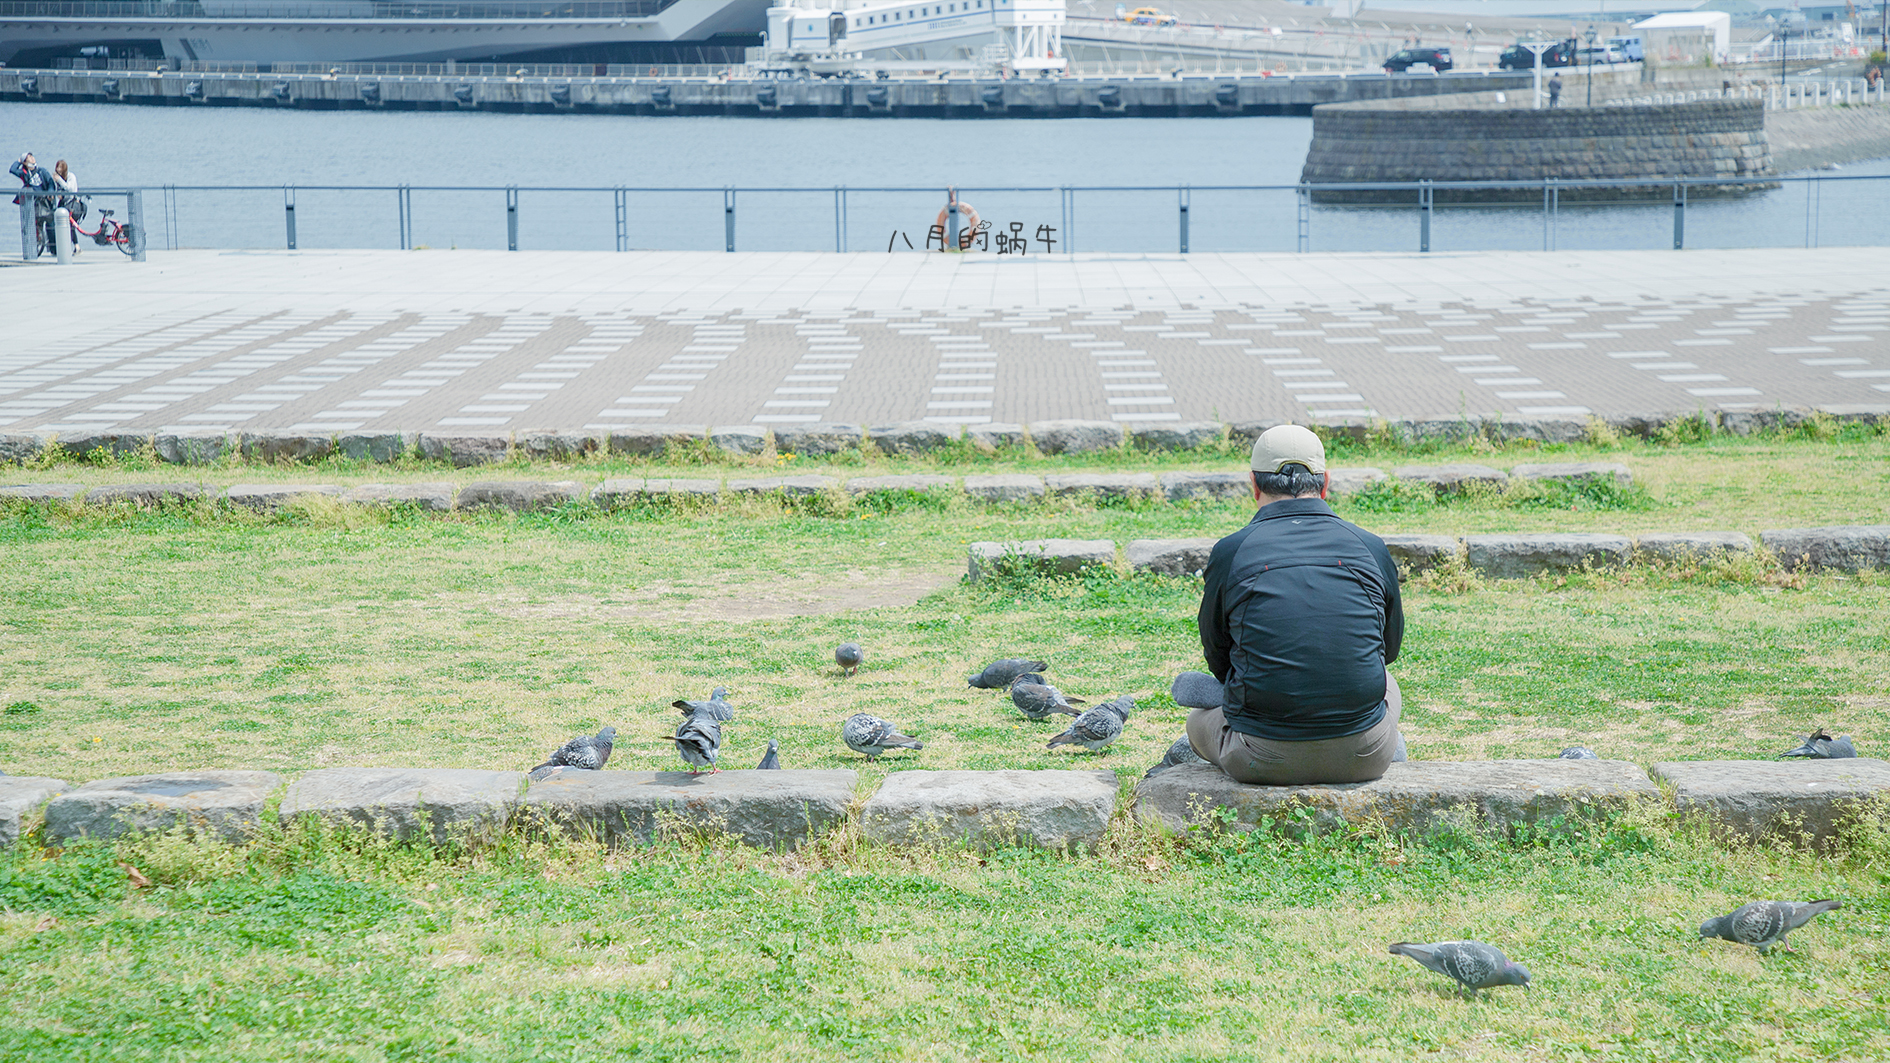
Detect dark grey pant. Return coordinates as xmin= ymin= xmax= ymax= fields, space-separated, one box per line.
xmin=1185 ymin=673 xmax=1403 ymax=786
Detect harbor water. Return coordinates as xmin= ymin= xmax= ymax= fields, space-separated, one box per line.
xmin=6 ymin=102 xmax=1889 ymax=254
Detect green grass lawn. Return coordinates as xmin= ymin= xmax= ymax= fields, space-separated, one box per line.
xmin=2 ymin=428 xmax=1888 ymax=1061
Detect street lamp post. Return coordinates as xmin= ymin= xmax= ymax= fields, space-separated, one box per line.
xmin=1780 ymin=28 xmax=1789 ymax=84
xmin=1585 ymin=25 xmax=1598 ymax=106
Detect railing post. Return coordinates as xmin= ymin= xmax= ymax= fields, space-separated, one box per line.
xmin=284 ymin=186 xmax=297 ymax=250
xmin=1178 ymin=185 xmax=1190 ymax=253
xmin=506 ymin=187 xmax=518 ymax=251
xmin=396 ymin=185 xmax=412 ymax=250
xmin=1672 ymin=182 xmax=1686 ymax=250
xmin=833 ymin=185 xmax=843 ymax=252
xmin=1418 ymin=179 xmax=1431 ymax=253
xmin=613 ymin=188 xmax=628 ymax=252
xmin=1295 ymin=185 xmax=1310 ymax=253
xmin=947 ymin=188 xmax=961 ymax=251
xmin=723 ymin=188 xmax=735 ymax=252
xmin=126 ymin=188 xmax=145 ymax=262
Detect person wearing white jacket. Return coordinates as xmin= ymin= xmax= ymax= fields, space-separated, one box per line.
xmin=51 ymin=159 xmax=82 ymax=253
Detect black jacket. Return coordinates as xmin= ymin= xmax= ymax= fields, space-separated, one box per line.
xmin=1197 ymin=497 xmax=1404 ymax=741
xmin=11 ymin=160 xmax=54 ymax=209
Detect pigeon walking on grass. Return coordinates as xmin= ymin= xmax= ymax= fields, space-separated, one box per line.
xmin=1700 ymin=900 xmax=1842 ymax=954
xmin=1143 ymin=735 xmax=1207 ymax=779
xmin=662 ymin=713 xmax=722 ymax=775
xmin=967 ymin=658 xmax=1048 ymax=690
xmin=1389 ymin=941 xmax=1531 ymax=999
xmin=673 ymin=687 xmax=736 ymax=723
xmin=841 ymin=713 xmax=924 ymax=759
xmin=757 ymin=739 xmax=780 ymax=770
xmin=1010 ymin=680 xmax=1085 ymax=721
xmin=1047 ymin=697 xmax=1134 ymax=753
xmin=530 ymin=727 xmax=616 ymax=780
xmin=1777 ymin=729 xmax=1856 ymax=760
xmin=1559 ymin=747 xmax=1599 ymax=760
xmin=834 ymin=643 xmax=864 ymax=676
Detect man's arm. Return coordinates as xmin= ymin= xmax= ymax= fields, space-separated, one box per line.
xmin=1198 ymin=537 xmax=1238 ymax=682
xmin=1371 ymin=540 xmax=1404 ymax=665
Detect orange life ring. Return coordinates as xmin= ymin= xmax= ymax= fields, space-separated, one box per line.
xmin=933 ymin=201 xmax=981 ymax=250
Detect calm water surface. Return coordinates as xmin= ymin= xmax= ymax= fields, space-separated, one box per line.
xmin=5 ymin=102 xmax=1886 ymax=253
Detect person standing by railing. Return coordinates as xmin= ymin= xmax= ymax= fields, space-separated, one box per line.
xmin=51 ymin=159 xmax=83 ymax=255
xmin=10 ymin=151 xmax=57 ymax=253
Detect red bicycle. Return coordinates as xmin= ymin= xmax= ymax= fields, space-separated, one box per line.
xmin=68 ymin=204 xmax=138 ymax=257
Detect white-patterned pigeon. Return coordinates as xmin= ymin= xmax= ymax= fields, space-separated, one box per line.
xmin=1777 ymin=729 xmax=1856 ymax=760
xmin=1046 ymin=697 xmax=1133 ymax=752
xmin=1389 ymin=941 xmax=1531 ymax=998
xmin=1700 ymin=900 xmax=1841 ymax=954
xmin=673 ymin=687 xmax=735 ymax=723
xmin=661 ymin=713 xmax=721 ymax=774
xmin=841 ymin=713 xmax=924 ymax=759
xmin=967 ymin=658 xmax=1048 ymax=690
xmin=531 ymin=727 xmax=616 ymax=778
xmin=1143 ymin=735 xmax=1208 ymax=778
xmin=1011 ymin=680 xmax=1084 ymax=721
xmin=1559 ymin=746 xmax=1599 ymax=760
xmin=835 ymin=643 xmax=864 ymax=676
xmin=757 ymin=739 xmax=780 ymax=770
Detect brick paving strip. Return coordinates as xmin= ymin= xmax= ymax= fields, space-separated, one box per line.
xmin=2 ymin=250 xmax=1886 ymax=434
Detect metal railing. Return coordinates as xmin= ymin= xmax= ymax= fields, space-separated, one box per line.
xmin=1606 ymin=78 xmax=1889 ymax=110
xmin=15 ymin=187 xmax=146 ymax=262
xmin=0 ymin=0 xmax=676 ymax=17
xmin=74 ymin=175 xmax=1889 ymax=261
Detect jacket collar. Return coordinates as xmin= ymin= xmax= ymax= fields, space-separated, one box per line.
xmin=1248 ymin=496 xmax=1335 ymax=525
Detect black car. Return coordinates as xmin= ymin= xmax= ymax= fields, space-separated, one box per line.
xmin=1383 ymin=47 xmax=1453 ymax=73
xmin=1498 ymin=39 xmax=1578 ymax=69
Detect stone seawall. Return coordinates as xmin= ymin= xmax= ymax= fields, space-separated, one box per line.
xmin=1301 ymin=98 xmax=1775 ymax=201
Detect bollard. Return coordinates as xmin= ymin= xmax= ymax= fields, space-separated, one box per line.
xmin=1178 ymin=186 xmax=1190 ymax=253
xmin=947 ymin=194 xmax=960 ymax=251
xmin=126 ymin=189 xmax=144 ymax=262
xmin=1418 ymin=180 xmax=1432 ymax=253
xmin=506 ymin=187 xmax=518 ymax=251
xmin=1672 ymin=183 xmax=1686 ymax=250
xmin=724 ymin=189 xmax=736 ymax=252
xmin=284 ymin=188 xmax=297 ymax=250
xmin=53 ymin=207 xmax=72 ymax=264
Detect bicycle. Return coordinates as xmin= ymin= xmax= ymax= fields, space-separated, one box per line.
xmin=68 ymin=203 xmax=138 ymax=257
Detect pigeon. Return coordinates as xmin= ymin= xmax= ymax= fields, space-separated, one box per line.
xmin=661 ymin=713 xmax=722 ymax=774
xmin=1047 ymin=697 xmax=1134 ymax=752
xmin=531 ymin=727 xmax=616 ymax=778
xmin=967 ymin=658 xmax=1048 ymax=690
xmin=1011 ymin=672 xmax=1046 ymax=687
xmin=1010 ymin=680 xmax=1085 ymax=721
xmin=1777 ymin=729 xmax=1857 ymax=760
xmin=757 ymin=739 xmax=780 ymax=770
xmin=1143 ymin=735 xmax=1208 ymax=778
xmin=841 ymin=713 xmax=924 ymax=759
xmin=1700 ymin=900 xmax=1842 ymax=954
xmin=1559 ymin=746 xmax=1599 ymax=760
xmin=673 ymin=687 xmax=735 ymax=723
xmin=1388 ymin=941 xmax=1531 ymax=999
xmin=834 ymin=643 xmax=864 ymax=676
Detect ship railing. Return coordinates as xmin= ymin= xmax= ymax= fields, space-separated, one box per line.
xmin=0 ymin=0 xmax=680 ymax=19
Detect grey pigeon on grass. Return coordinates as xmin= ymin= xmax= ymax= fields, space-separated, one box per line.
xmin=1047 ymin=697 xmax=1134 ymax=753
xmin=834 ymin=643 xmax=864 ymax=676
xmin=1143 ymin=735 xmax=1207 ymax=778
xmin=1559 ymin=747 xmax=1599 ymax=760
xmin=530 ymin=727 xmax=616 ymax=780
xmin=662 ymin=713 xmax=722 ymax=774
xmin=757 ymin=739 xmax=780 ymax=770
xmin=1389 ymin=941 xmax=1531 ymax=999
xmin=1777 ymin=729 xmax=1856 ymax=760
xmin=967 ymin=658 xmax=1048 ymax=690
xmin=673 ymin=687 xmax=735 ymax=723
xmin=842 ymin=713 xmax=924 ymax=759
xmin=1011 ymin=680 xmax=1084 ymax=721
xmin=1700 ymin=900 xmax=1841 ymax=954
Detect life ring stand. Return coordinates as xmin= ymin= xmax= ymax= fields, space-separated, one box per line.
xmin=933 ymin=201 xmax=981 ymax=250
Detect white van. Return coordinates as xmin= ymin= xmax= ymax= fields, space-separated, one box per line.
xmin=1608 ymin=35 xmax=1644 ymax=62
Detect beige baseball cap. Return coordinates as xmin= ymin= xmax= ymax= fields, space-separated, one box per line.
xmin=1250 ymin=424 xmax=1327 ymax=475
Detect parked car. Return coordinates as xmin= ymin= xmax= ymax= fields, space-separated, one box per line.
xmin=1608 ymin=35 xmax=1644 ymax=62
xmin=1121 ymin=6 xmax=1177 ymax=27
xmin=1498 ymin=39 xmax=1578 ymax=69
xmin=1575 ymin=44 xmax=1629 ymax=65
xmin=1383 ymin=46 xmax=1453 ymax=73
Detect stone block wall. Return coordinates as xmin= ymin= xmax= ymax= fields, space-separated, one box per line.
xmin=1301 ymin=99 xmax=1774 ymax=200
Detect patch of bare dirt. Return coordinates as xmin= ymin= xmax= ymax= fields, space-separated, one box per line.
xmin=480 ymin=566 xmax=961 ymax=622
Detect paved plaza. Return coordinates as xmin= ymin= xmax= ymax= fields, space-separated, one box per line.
xmin=2 ymin=248 xmax=1886 ymax=434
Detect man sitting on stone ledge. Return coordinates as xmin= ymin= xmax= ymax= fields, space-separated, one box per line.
xmin=1177 ymin=424 xmax=1407 ymax=786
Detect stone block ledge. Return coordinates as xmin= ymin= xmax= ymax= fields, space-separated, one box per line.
xmin=861 ymin=769 xmax=1119 ymax=852
xmin=520 ymin=769 xmax=857 ymax=851
xmin=1653 ymin=758 xmax=1890 ymax=849
xmin=44 ymin=770 xmax=282 ymax=845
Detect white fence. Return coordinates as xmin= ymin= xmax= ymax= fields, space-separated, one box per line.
xmin=1606 ymin=77 xmax=1888 ymax=110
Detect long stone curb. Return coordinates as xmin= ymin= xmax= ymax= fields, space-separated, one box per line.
xmin=4 ymin=404 xmax=1880 ymax=469
xmin=5 ymin=758 xmax=1886 ymax=853
xmin=981 ymin=527 xmax=1875 ymax=579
